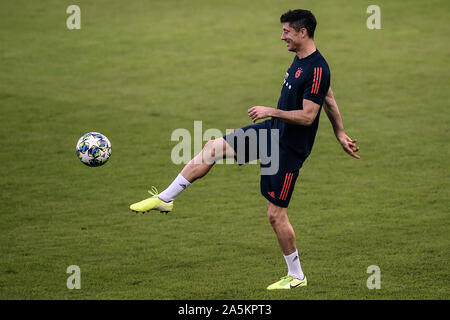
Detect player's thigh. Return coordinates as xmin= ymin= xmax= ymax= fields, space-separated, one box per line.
xmin=261 ymin=167 xmax=300 ymax=208
xmin=223 ymin=120 xmax=270 ymax=164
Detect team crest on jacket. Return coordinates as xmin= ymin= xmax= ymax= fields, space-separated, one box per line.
xmin=295 ymin=67 xmax=303 ymax=78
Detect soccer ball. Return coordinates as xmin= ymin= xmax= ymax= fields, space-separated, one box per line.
xmin=76 ymin=132 xmax=112 ymax=167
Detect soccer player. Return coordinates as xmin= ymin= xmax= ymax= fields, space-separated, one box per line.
xmin=130 ymin=9 xmax=360 ymax=290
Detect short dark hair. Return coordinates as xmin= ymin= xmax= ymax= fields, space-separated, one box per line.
xmin=280 ymin=9 xmax=317 ymax=39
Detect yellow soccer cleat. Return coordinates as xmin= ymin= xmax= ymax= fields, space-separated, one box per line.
xmin=130 ymin=186 xmax=173 ymax=214
xmin=267 ymin=275 xmax=307 ymax=290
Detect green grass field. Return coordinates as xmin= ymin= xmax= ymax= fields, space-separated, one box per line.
xmin=0 ymin=0 xmax=449 ymax=299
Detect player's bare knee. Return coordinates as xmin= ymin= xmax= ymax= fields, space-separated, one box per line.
xmin=199 ymin=139 xmax=215 ymax=164
xmin=203 ymin=138 xmax=229 ymax=162
xmin=267 ymin=211 xmax=277 ymax=226
xmin=267 ymin=206 xmax=281 ymax=225
xmin=267 ymin=203 xmax=284 ymax=226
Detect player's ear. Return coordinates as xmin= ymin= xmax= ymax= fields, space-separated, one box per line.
xmin=299 ymin=27 xmax=308 ymax=39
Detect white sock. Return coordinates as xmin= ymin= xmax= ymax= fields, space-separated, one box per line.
xmin=158 ymin=174 xmax=191 ymax=202
xmin=284 ymin=249 xmax=304 ymax=280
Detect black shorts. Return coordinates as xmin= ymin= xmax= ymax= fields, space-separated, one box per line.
xmin=224 ymin=120 xmax=305 ymax=208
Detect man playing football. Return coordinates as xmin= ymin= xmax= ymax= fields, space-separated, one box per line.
xmin=130 ymin=9 xmax=360 ymax=290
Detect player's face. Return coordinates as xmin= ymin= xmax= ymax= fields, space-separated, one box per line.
xmin=281 ymin=23 xmax=303 ymax=52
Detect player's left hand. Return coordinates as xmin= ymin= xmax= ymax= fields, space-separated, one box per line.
xmin=338 ymin=133 xmax=360 ymax=159
xmin=248 ymin=106 xmax=273 ymax=122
